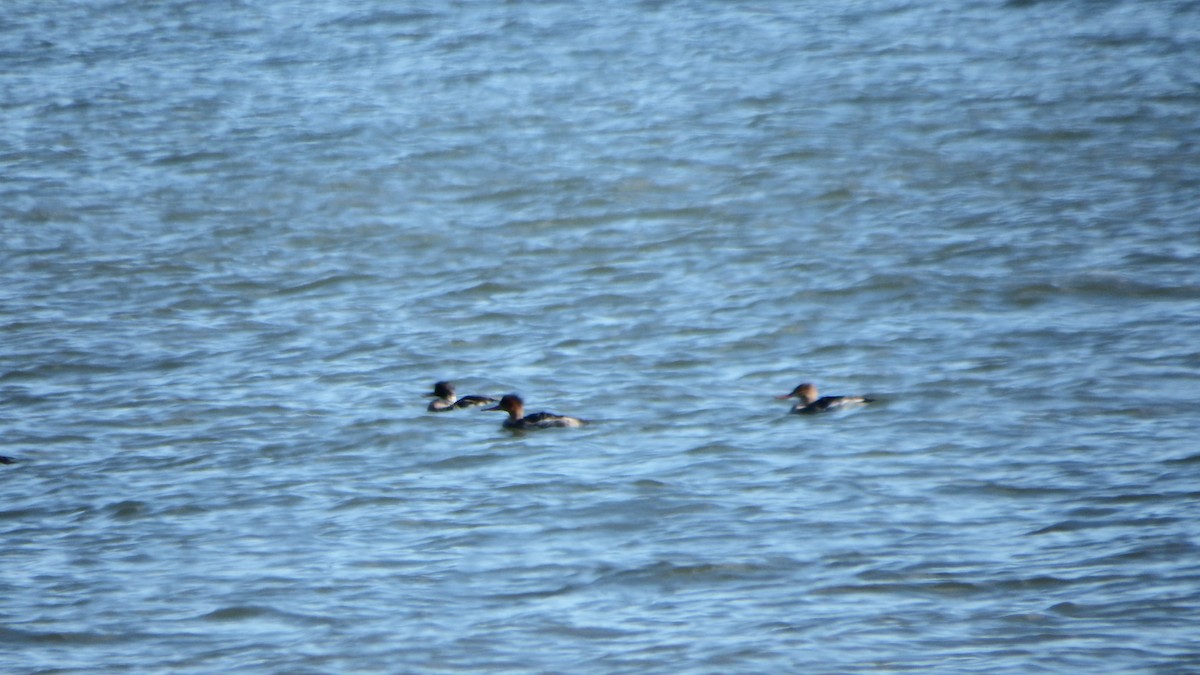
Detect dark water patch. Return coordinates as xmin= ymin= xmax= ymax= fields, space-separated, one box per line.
xmin=103 ymin=500 xmax=150 ymax=520
xmin=0 ymin=626 xmax=134 ymax=645
xmin=942 ymin=480 xmax=1080 ymax=500
xmin=813 ymin=579 xmax=983 ymax=599
xmin=1078 ymin=538 xmax=1197 ymax=566
xmin=685 ymin=443 xmax=741 ymax=456
xmin=274 ymin=273 xmax=380 ymax=297
xmin=331 ymin=495 xmax=408 ymax=512
xmin=151 ymin=150 xmax=231 ymax=167
xmin=498 ymin=480 xmax=602 ymax=496
xmin=1027 ymin=516 xmax=1182 ymax=536
xmin=0 ymin=361 xmax=124 ymax=382
xmin=453 ymin=280 xmax=523 ymax=295
xmin=534 ymin=622 xmax=639 ymax=641
xmin=199 ymin=605 xmax=334 ymax=627
xmin=1066 ymin=506 xmax=1120 ymax=519
xmin=425 ymin=453 xmax=507 ymax=471
xmin=485 ymin=583 xmax=579 ymax=603
xmin=1095 ymin=491 xmax=1200 ymax=505
xmin=1 ymin=429 xmax=93 ymax=448
xmin=993 ymin=575 xmax=1077 ymax=592
xmin=595 ymin=559 xmax=794 ymax=590
xmin=322 ymin=9 xmax=441 ymax=29
xmin=0 ymin=506 xmax=59 ymax=521
xmin=157 ymin=503 xmax=212 ymax=518
xmin=1058 ymin=272 xmax=1200 ymax=301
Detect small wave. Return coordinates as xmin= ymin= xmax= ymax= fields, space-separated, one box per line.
xmin=1027 ymin=516 xmax=1183 ymax=536
xmin=199 ymin=605 xmax=334 ymax=626
xmin=993 ymin=575 xmax=1075 ymax=592
xmin=275 ymin=274 xmax=379 ymax=297
xmin=594 ymin=559 xmax=795 ymax=589
xmin=332 ymin=495 xmax=408 ymax=511
xmin=151 ymin=150 xmax=230 ymax=167
xmin=0 ymin=626 xmax=131 ymax=645
xmin=813 ymin=579 xmax=982 ymax=597
xmin=1006 ymin=273 xmax=1200 ymax=304
xmin=425 ymin=453 xmax=506 ymax=470
xmin=0 ymin=362 xmax=122 ymax=382
xmin=104 ymin=499 xmax=150 ymax=520
xmin=322 ymin=9 xmax=440 ymax=29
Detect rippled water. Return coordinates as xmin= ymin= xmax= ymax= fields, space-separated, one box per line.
xmin=3 ymin=1 xmax=1199 ymax=672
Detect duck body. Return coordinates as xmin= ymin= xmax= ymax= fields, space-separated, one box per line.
xmin=484 ymin=394 xmax=586 ymax=429
xmin=426 ymin=381 xmax=497 ymax=412
xmin=778 ymin=382 xmax=873 ymax=414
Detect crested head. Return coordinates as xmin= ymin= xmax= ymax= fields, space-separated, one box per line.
xmin=484 ymin=393 xmax=525 ymax=418
xmin=429 ymin=381 xmax=456 ymax=398
xmin=777 ymin=382 xmax=818 ymax=404
xmin=796 ymin=383 xmax=817 ymax=402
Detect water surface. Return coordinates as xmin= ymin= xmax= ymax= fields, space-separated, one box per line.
xmin=3 ymin=1 xmax=1199 ymax=672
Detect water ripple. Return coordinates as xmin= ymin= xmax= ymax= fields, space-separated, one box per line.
xmin=3 ymin=1 xmax=1199 ymax=673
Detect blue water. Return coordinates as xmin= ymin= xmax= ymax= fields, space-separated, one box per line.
xmin=3 ymin=1 xmax=1200 ymax=672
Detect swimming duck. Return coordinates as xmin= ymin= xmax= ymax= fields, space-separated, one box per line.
xmin=426 ymin=381 xmax=498 ymax=412
xmin=484 ymin=394 xmax=586 ymax=429
xmin=777 ymin=382 xmax=874 ymax=414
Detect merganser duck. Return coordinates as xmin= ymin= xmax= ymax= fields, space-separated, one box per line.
xmin=483 ymin=394 xmax=586 ymax=429
xmin=777 ymin=382 xmax=874 ymax=414
xmin=426 ymin=381 xmax=497 ymax=412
